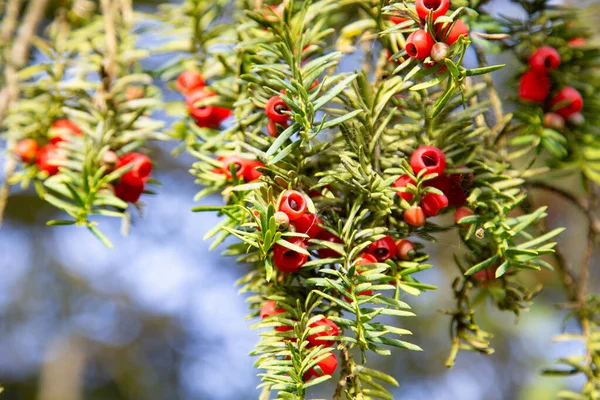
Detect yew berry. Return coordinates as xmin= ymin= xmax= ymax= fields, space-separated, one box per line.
xmin=519 ymin=70 xmax=550 ymax=103
xmin=405 ymin=29 xmax=435 ymax=60
xmin=390 ymin=15 xmax=408 ymax=24
xmin=437 ymin=20 xmax=469 ymax=46
xmin=176 ymin=70 xmax=205 ymax=95
xmin=315 ymin=231 xmax=343 ymax=259
xmin=415 ymin=0 xmax=449 ymax=21
xmin=392 ymin=175 xmax=416 ymax=201
xmin=426 ymin=175 xmax=467 ymax=207
xmin=15 ymin=139 xmax=39 ymax=163
xmin=430 ymin=42 xmax=449 ymax=63
xmin=185 ymin=88 xmax=231 ymax=128
xmin=304 ymin=353 xmax=338 ymax=381
xmin=219 ymin=155 xmax=247 ymax=180
xmin=116 ymin=153 xmax=152 ymax=184
xmin=49 ymin=119 xmax=82 ymax=144
xmin=273 ymin=237 xmax=308 ymax=273
xmin=267 ymin=119 xmax=288 ymax=137
xmin=454 ymin=206 xmax=474 ymax=224
xmin=421 ymin=191 xmax=449 ymax=217
xmin=396 ymin=239 xmax=415 ymax=261
xmin=357 ymin=253 xmax=377 ymax=266
xmin=549 ymin=87 xmax=583 ymax=118
xmin=294 ymin=213 xmax=324 ymax=238
xmin=529 ymin=46 xmax=560 ymax=73
xmin=543 ymin=112 xmax=565 ymax=131
xmin=472 ymin=266 xmax=497 ymax=282
xmin=404 ymin=205 xmax=426 ymax=227
xmin=36 ymin=144 xmax=63 ymax=176
xmin=410 ymin=146 xmax=446 ymax=176
xmin=243 ymin=160 xmax=264 ymax=182
xmin=568 ymin=37 xmax=586 ymax=48
xmin=367 ymin=236 xmax=397 ymax=262
xmin=279 ymin=190 xmax=308 ymax=221
xmin=265 ymin=96 xmax=291 ymax=124
xmin=307 ymin=317 xmax=340 ymax=348
xmin=260 ymin=300 xmax=292 ymax=332
xmin=114 ymin=176 xmax=145 ymax=203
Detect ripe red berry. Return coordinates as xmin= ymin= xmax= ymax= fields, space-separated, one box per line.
xmin=185 ymin=88 xmax=231 ymax=128
xmin=307 ymin=317 xmax=339 ymax=348
xmin=396 ymin=239 xmax=415 ymax=261
xmin=405 ymin=29 xmax=435 ymax=60
xmin=404 ymin=205 xmax=426 ymax=227
xmin=426 ymin=175 xmax=467 ymax=207
xmin=390 ymin=15 xmax=408 ymax=24
xmin=529 ymin=46 xmax=561 ymax=73
xmin=294 ymin=213 xmax=324 ymax=238
xmin=421 ymin=192 xmax=449 ymax=217
xmin=243 ymin=160 xmax=264 ymax=182
xmin=114 ymin=176 xmax=145 ymax=203
xmin=415 ymin=0 xmax=449 ymax=21
xmin=273 ymin=237 xmax=308 ymax=273
xmin=315 ymin=231 xmax=343 ymax=259
xmin=392 ymin=175 xmax=416 ymax=201
xmin=176 ymin=71 xmax=205 ymax=94
xmin=279 ymin=190 xmax=308 ymax=221
xmin=454 ymin=206 xmax=474 ymax=224
xmin=304 ymin=352 xmax=338 ymax=381
xmin=519 ymin=70 xmax=550 ymax=103
xmin=473 ymin=266 xmax=497 ymax=282
xmin=49 ymin=119 xmax=82 ymax=144
xmin=437 ymin=20 xmax=469 ymax=45
xmin=549 ymin=87 xmax=583 ymax=118
xmin=117 ymin=152 xmax=152 ymax=184
xmin=219 ymin=155 xmax=248 ymax=180
xmin=36 ymin=144 xmax=63 ymax=176
xmin=265 ymin=96 xmax=291 ymax=124
xmin=259 ymin=300 xmax=292 ymax=332
xmin=367 ymin=236 xmax=397 ymax=262
xmin=15 ymin=138 xmax=39 ymax=163
xmin=410 ymin=146 xmax=446 ymax=176
xmin=267 ymin=119 xmax=288 ymax=137
xmin=568 ymin=37 xmax=586 ymax=48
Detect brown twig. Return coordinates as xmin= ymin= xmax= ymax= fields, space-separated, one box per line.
xmin=333 ymin=345 xmax=352 ymax=400
xmin=100 ymin=0 xmax=118 ymax=82
xmin=472 ymin=41 xmax=504 ymax=142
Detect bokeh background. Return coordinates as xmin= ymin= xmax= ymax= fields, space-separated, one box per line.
xmin=0 ymin=0 xmax=599 ymax=399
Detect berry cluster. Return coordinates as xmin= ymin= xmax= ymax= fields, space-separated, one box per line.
xmin=390 ymin=0 xmax=469 ymax=68
xmin=14 ymin=119 xmax=153 ymax=204
xmin=177 ymin=70 xmax=232 ymax=128
xmin=213 ymin=155 xmax=264 ymax=182
xmin=518 ymin=46 xmax=584 ymax=127
xmin=392 ymin=145 xmax=473 ymax=227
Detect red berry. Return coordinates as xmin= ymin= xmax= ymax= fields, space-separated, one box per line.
xmin=437 ymin=20 xmax=469 ymax=45
xmin=307 ymin=317 xmax=339 ymax=348
xmin=259 ymin=300 xmax=292 ymax=332
xmin=117 ymin=153 xmax=152 ymax=184
xmin=176 ymin=70 xmax=205 ymax=94
xmin=304 ymin=353 xmax=338 ymax=381
xmin=425 ymin=175 xmax=466 ymax=207
xmin=267 ymin=119 xmax=288 ymax=137
xmin=415 ymin=0 xmax=449 ymax=21
xmin=410 ymin=146 xmax=446 ymax=176
xmin=265 ymin=96 xmax=291 ymax=124
xmin=549 ymin=87 xmax=583 ymax=118
xmin=529 ymin=46 xmax=561 ymax=73
xmin=185 ymin=88 xmax=231 ymax=128
xmin=421 ymin=192 xmax=449 ymax=217
xmin=15 ymin=139 xmax=39 ymax=163
xmin=315 ymin=231 xmax=343 ymax=259
xmin=36 ymin=144 xmax=63 ymax=176
xmin=50 ymin=119 xmax=82 ymax=144
xmin=519 ymin=70 xmax=550 ymax=103
xmin=114 ymin=176 xmax=145 ymax=203
xmin=405 ymin=29 xmax=435 ymax=60
xmin=357 ymin=253 xmax=377 ymax=266
xmin=396 ymin=239 xmax=415 ymax=261
xmin=243 ymin=160 xmax=264 ymax=182
xmin=219 ymin=155 xmax=248 ymax=180
xmin=273 ymin=237 xmax=308 ymax=273
xmin=568 ymin=37 xmax=586 ymax=48
xmin=404 ymin=205 xmax=426 ymax=227
xmin=279 ymin=190 xmax=308 ymax=221
xmin=390 ymin=15 xmax=408 ymax=24
xmin=454 ymin=206 xmax=474 ymax=224
xmin=294 ymin=213 xmax=324 ymax=238
xmin=367 ymin=236 xmax=397 ymax=262
xmin=392 ymin=175 xmax=415 ymax=201
xmin=473 ymin=266 xmax=497 ymax=282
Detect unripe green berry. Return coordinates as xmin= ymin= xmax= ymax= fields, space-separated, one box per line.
xmin=431 ymin=42 xmax=449 ymax=63
xmin=274 ymin=211 xmax=290 ymax=229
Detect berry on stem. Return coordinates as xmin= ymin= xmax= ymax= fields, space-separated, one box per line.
xmin=410 ymin=146 xmax=446 ymax=176
xmin=267 ymin=119 xmax=288 ymax=137
xmin=549 ymin=86 xmax=583 ymax=118
xmin=396 ymin=239 xmax=415 ymax=261
xmin=176 ymin=70 xmax=205 ymax=94
xmin=392 ymin=175 xmax=415 ymax=201
xmin=279 ymin=190 xmax=308 ymax=221
xmin=185 ymin=88 xmax=231 ymax=128
xmin=219 ymin=155 xmax=248 ymax=180
xmin=367 ymin=236 xmax=397 ymax=262
xmin=304 ymin=353 xmax=338 ymax=381
xmin=430 ymin=42 xmax=449 ymax=63
xmin=421 ymin=192 xmax=449 ymax=217
xmin=49 ymin=119 xmax=82 ymax=144
xmin=519 ymin=70 xmax=550 ymax=103
xmin=243 ymin=160 xmax=264 ymax=182
xmin=265 ymin=96 xmax=291 ymax=124
xmin=454 ymin=206 xmax=474 ymax=224
xmin=36 ymin=144 xmax=63 ymax=176
xmin=259 ymin=300 xmax=292 ymax=332
xmin=543 ymin=112 xmax=565 ymax=131
xmin=273 ymin=238 xmax=308 ymax=273
xmin=529 ymin=46 xmax=561 ymax=73
xmin=437 ymin=20 xmax=469 ymax=45
xmin=274 ymin=211 xmax=290 ymax=229
xmin=307 ymin=317 xmax=339 ymax=348
xmin=405 ymin=29 xmax=435 ymax=60
xmin=117 ymin=153 xmax=152 ymax=184
xmin=115 ymin=176 xmax=145 ymax=203
xmin=15 ymin=139 xmax=39 ymax=163
xmin=415 ymin=0 xmax=449 ymax=21
xmin=404 ymin=205 xmax=426 ymax=227
xmin=293 ymin=213 xmax=324 ymax=238
xmin=315 ymin=231 xmax=343 ymax=259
